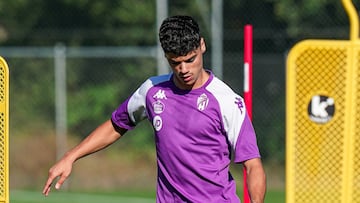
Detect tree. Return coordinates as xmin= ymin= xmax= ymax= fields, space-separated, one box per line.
xmin=0 ymin=0 xmax=156 ymax=46
xmin=266 ymin=0 xmax=348 ymax=38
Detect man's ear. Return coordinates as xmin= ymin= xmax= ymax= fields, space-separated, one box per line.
xmin=200 ymin=38 xmax=206 ymax=53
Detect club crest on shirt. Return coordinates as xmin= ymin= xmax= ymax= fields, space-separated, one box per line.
xmin=153 ymin=100 xmax=165 ymax=114
xmin=197 ymin=93 xmax=209 ymax=111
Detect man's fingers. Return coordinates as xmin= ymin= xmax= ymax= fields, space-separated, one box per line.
xmin=42 ymin=185 xmax=51 ymax=196
xmin=55 ymin=174 xmax=68 ymax=190
xmin=42 ymin=177 xmax=54 ymax=196
xmin=42 ymin=169 xmax=68 ymax=196
xmin=42 ymin=157 xmax=73 ymax=196
xmin=42 ymin=176 xmax=55 ymax=196
xmin=42 ymin=174 xmax=68 ymax=196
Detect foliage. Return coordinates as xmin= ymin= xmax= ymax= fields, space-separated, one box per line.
xmin=65 ymin=57 xmax=156 ymax=137
xmin=0 ymin=0 xmax=156 ymax=46
xmin=1 ymin=0 xmax=352 ymax=46
xmin=266 ymin=0 xmax=348 ymax=37
xmin=8 ymin=58 xmax=55 ymax=130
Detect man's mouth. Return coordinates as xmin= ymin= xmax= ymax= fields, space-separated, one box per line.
xmin=181 ymin=75 xmax=192 ymax=82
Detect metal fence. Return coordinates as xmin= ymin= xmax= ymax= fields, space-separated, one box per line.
xmin=2 ymin=45 xmax=286 ymax=191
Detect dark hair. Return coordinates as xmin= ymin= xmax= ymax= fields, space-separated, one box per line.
xmin=159 ymin=15 xmax=201 ymax=56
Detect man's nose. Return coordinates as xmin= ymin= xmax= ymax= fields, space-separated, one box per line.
xmin=179 ymin=62 xmax=188 ymax=73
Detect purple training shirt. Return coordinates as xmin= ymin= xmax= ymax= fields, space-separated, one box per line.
xmin=111 ymin=71 xmax=260 ymax=203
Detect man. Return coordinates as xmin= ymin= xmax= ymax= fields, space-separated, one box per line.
xmin=43 ymin=15 xmax=266 ymax=203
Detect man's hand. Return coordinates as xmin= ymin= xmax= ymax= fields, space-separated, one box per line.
xmin=42 ymin=120 xmax=124 ymax=196
xmin=42 ymin=157 xmax=74 ymax=196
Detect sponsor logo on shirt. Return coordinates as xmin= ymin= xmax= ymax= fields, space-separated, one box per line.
xmin=153 ymin=100 xmax=165 ymax=114
xmin=153 ymin=89 xmax=167 ymax=100
xmin=235 ymin=97 xmax=244 ymax=114
xmin=197 ymin=93 xmax=209 ymax=111
xmin=153 ymin=115 xmax=163 ymax=131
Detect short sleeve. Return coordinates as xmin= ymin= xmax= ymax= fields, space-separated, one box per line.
xmin=233 ymin=113 xmax=261 ymax=163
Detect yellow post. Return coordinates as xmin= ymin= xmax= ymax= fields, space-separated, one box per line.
xmin=342 ymin=0 xmax=359 ymax=41
xmin=0 ymin=57 xmax=9 ymax=203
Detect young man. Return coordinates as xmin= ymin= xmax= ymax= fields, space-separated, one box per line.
xmin=43 ymin=15 xmax=266 ymax=203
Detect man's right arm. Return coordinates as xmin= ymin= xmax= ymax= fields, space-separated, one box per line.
xmin=42 ymin=119 xmax=127 ymax=196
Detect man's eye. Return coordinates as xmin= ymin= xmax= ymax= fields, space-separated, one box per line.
xmin=170 ymin=61 xmax=180 ymax=65
xmin=186 ymin=57 xmax=196 ymax=63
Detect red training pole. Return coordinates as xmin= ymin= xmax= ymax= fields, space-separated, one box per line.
xmin=243 ymin=24 xmax=253 ymax=203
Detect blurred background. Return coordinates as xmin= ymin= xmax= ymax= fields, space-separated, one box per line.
xmin=0 ymin=0 xmax=357 ymax=201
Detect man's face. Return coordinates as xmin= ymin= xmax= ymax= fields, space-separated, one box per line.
xmin=165 ymin=38 xmax=206 ymax=90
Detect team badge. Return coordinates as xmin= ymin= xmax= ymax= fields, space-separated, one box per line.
xmin=153 ymin=100 xmax=165 ymax=114
xmin=197 ymin=93 xmax=209 ymax=111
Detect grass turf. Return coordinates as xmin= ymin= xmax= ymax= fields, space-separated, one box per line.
xmin=10 ymin=189 xmax=285 ymax=203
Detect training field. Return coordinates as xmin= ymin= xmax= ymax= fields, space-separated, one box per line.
xmin=10 ymin=190 xmax=284 ymax=203
xmin=10 ymin=190 xmax=155 ymax=203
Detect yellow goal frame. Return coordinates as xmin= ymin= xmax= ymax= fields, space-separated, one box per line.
xmin=286 ymin=0 xmax=360 ymax=202
xmin=0 ymin=57 xmax=9 ymax=203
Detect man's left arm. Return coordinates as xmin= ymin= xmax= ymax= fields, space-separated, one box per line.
xmin=243 ymin=158 xmax=266 ymax=203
